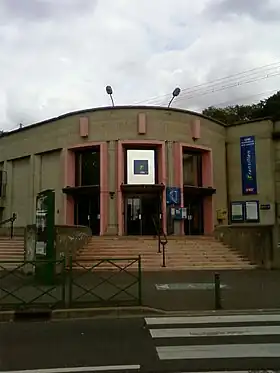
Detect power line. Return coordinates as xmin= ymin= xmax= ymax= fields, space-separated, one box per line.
xmin=134 ymin=61 xmax=280 ymax=105
xmin=136 ymin=62 xmax=280 ymax=104
xmin=195 ymin=88 xmax=279 ymax=112
xmin=173 ymin=71 xmax=280 ymax=103
xmin=146 ymin=68 xmax=280 ymax=105
xmin=140 ymin=69 xmax=280 ymax=107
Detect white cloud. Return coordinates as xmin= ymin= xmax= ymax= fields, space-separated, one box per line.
xmin=0 ymin=0 xmax=280 ymax=130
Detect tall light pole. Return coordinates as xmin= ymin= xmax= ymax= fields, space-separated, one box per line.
xmin=168 ymin=87 xmax=181 ymax=108
xmin=106 ymin=85 xmax=115 ymax=107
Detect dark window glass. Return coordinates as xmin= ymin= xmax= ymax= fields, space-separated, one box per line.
xmin=183 ymin=152 xmax=203 ymax=187
xmin=0 ymin=170 xmax=7 ymax=198
xmin=75 ymin=150 xmax=100 ymax=186
xmin=0 ymin=171 xmax=2 ymax=197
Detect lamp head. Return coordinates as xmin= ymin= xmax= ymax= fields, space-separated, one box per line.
xmin=172 ymin=87 xmax=181 ymax=97
xmin=106 ymin=85 xmax=113 ymax=95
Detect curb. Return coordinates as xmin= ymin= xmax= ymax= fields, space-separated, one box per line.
xmin=0 ymin=311 xmax=15 ymax=322
xmin=1 ymin=306 xmax=280 ymax=322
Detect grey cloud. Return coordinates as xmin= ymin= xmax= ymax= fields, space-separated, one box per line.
xmin=206 ymin=0 xmax=280 ymax=22
xmin=0 ymin=0 xmax=280 ymax=130
xmin=0 ymin=0 xmax=97 ymax=22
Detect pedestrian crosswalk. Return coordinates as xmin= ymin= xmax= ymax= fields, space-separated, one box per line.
xmin=145 ymin=313 xmax=280 ymax=371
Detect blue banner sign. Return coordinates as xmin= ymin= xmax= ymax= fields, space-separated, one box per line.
xmin=240 ymin=136 xmax=258 ymax=195
xmin=166 ymin=187 xmax=181 ymax=205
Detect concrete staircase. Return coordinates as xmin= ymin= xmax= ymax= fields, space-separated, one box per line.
xmin=74 ymin=236 xmax=256 ymax=271
xmin=0 ymin=237 xmax=25 ymax=270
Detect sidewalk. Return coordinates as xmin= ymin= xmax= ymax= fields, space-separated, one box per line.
xmin=1 ymin=268 xmax=280 ymax=319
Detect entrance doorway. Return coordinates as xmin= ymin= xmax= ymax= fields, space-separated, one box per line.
xmin=184 ymin=196 xmax=204 ymax=235
xmin=74 ymin=194 xmax=100 ymax=235
xmin=125 ymin=194 xmax=161 ymax=235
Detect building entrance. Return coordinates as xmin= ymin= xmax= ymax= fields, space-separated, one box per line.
xmin=125 ymin=194 xmax=161 ymax=235
xmin=184 ymin=195 xmax=204 ymax=235
xmin=74 ymin=194 xmax=100 ymax=235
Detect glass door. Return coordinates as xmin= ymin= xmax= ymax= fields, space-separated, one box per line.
xmin=184 ymin=199 xmax=204 ymax=235
xmin=141 ymin=194 xmax=161 ymax=235
xmin=74 ymin=194 xmax=100 ymax=235
xmin=89 ymin=196 xmax=100 ymax=235
xmin=125 ymin=197 xmax=142 ymax=235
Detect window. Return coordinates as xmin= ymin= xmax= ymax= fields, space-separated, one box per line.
xmin=75 ymin=149 xmax=100 ymax=186
xmin=0 ymin=170 xmax=7 ymax=198
xmin=183 ymin=152 xmax=202 ymax=187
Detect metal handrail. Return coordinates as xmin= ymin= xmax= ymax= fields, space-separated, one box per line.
xmin=152 ymin=215 xmax=168 ymax=267
xmin=0 ymin=213 xmax=17 ymax=239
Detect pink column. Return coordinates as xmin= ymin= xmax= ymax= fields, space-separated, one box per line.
xmin=100 ymin=142 xmax=108 ymax=235
xmin=173 ymin=143 xmax=184 ymax=234
xmin=63 ymin=149 xmax=75 ymax=225
xmin=202 ymin=150 xmax=214 ymax=234
xmin=117 ymin=141 xmax=124 ymax=235
xmin=158 ymin=143 xmax=167 ymax=234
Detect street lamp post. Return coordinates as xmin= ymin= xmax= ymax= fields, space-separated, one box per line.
xmin=106 ymin=85 xmax=115 ymax=107
xmin=168 ymin=87 xmax=181 ymax=108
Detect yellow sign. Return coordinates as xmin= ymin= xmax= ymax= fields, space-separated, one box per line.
xmin=217 ymin=209 xmax=227 ymax=221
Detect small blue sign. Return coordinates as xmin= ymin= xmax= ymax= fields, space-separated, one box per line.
xmin=240 ymin=136 xmax=258 ymax=195
xmin=134 ymin=160 xmax=148 ymax=175
xmin=166 ymin=187 xmax=181 ymax=205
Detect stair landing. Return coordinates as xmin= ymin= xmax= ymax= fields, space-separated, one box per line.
xmin=74 ymin=236 xmax=256 ymax=271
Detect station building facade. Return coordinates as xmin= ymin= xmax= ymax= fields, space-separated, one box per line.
xmin=0 ymin=106 xmax=278 ymax=237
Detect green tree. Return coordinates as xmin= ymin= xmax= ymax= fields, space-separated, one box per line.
xmin=202 ymin=91 xmax=280 ymax=124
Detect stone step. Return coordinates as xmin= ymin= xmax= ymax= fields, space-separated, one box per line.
xmin=0 ymin=244 xmax=23 ymax=248
xmin=78 ymin=253 xmax=250 ymax=261
xmin=0 ymin=237 xmax=24 ymax=241
xmin=0 ymin=254 xmax=24 ymax=258
xmin=84 ymin=244 xmax=231 ymax=251
xmin=0 ymin=262 xmax=24 ymax=270
xmin=83 ymin=245 xmax=232 ymax=250
xmin=0 ymin=247 xmax=24 ymax=254
xmin=76 ymin=236 xmax=255 ymax=271
xmin=72 ymin=264 xmax=256 ymax=271
xmin=77 ymin=256 xmax=250 ymax=264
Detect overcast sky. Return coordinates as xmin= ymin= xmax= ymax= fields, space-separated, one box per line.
xmin=1 ymin=0 xmax=280 ymax=130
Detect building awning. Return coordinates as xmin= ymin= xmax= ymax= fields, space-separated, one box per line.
xmin=183 ymin=185 xmax=216 ymax=196
xmin=121 ymin=183 xmax=165 ymax=194
xmin=62 ymin=185 xmax=100 ymax=196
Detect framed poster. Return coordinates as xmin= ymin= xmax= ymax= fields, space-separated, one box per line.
xmin=245 ymin=200 xmax=260 ymax=222
xmin=126 ymin=149 xmax=155 ymax=185
xmin=230 ymin=201 xmax=244 ymax=223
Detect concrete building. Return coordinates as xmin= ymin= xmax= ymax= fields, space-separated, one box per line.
xmin=0 ymin=106 xmax=279 ymax=261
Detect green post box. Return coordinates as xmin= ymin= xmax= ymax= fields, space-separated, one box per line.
xmin=35 ymin=189 xmax=55 ymax=284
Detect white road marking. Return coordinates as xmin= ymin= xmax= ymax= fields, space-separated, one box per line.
xmin=149 ymin=325 xmax=280 ymax=338
xmin=178 ymin=371 xmax=277 ymax=373
xmin=155 ymin=283 xmax=229 ymax=290
xmin=0 ymin=365 xmax=141 ymax=373
xmin=145 ymin=314 xmax=280 ymax=325
xmin=157 ymin=343 xmax=280 ymax=360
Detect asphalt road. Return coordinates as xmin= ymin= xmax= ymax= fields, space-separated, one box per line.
xmin=2 ymin=313 xmax=280 ymax=373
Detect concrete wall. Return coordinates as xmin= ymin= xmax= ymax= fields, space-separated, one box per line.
xmin=226 ymin=119 xmax=275 ymax=225
xmin=272 ymin=120 xmax=280 ymax=223
xmin=41 ymin=150 xmax=63 ymax=224
xmin=0 ymin=107 xmax=226 ymax=231
xmin=24 ymin=224 xmax=92 ymax=274
xmin=1 ymin=150 xmax=64 ymax=227
xmin=11 ymin=157 xmax=31 ymax=226
xmin=214 ymin=225 xmax=278 ymax=268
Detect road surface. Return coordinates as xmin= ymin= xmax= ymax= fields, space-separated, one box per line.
xmin=2 ymin=312 xmax=280 ymax=372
